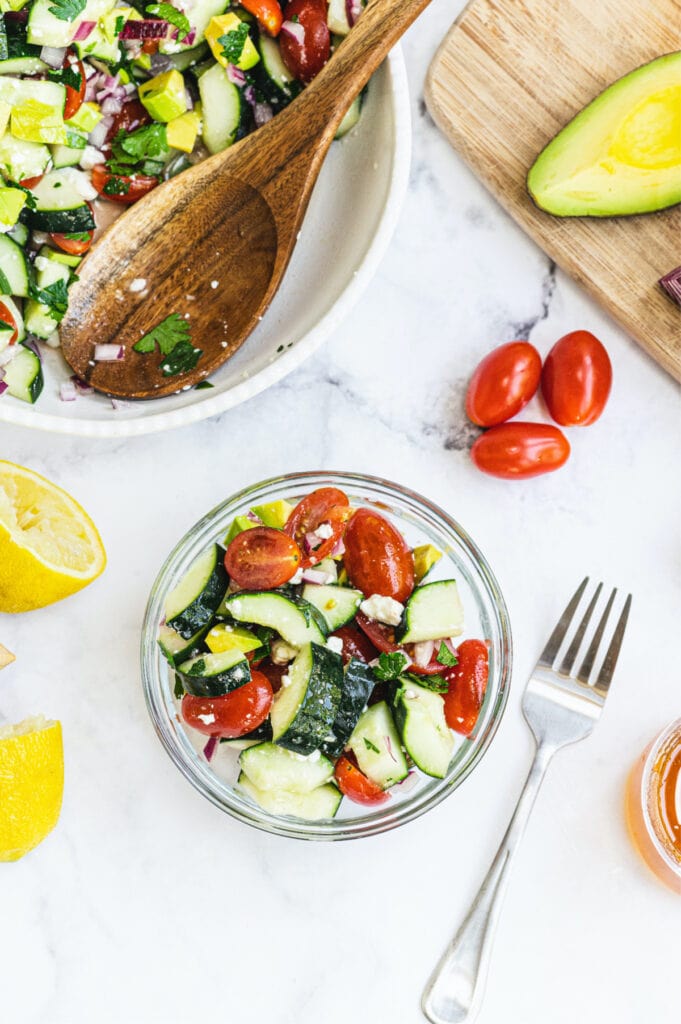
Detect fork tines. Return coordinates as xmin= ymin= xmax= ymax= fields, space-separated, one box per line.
xmin=539 ymin=577 xmax=632 ymax=696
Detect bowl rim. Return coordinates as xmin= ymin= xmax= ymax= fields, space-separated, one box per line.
xmin=141 ymin=471 xmax=513 ymax=841
xmin=1 ymin=49 xmax=411 ymax=439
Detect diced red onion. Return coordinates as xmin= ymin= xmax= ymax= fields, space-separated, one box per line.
xmin=244 ymin=84 xmax=256 ymax=105
xmin=331 ymin=536 xmax=345 ymax=557
xmin=120 ymin=19 xmax=168 ymax=39
xmin=74 ymin=20 xmax=96 ymax=41
xmin=60 ymin=380 xmax=78 ymax=402
xmin=184 ymin=87 xmax=194 ymax=111
xmin=245 ymin=510 xmax=262 ymax=524
xmin=659 ymin=266 xmax=681 ymax=308
xmin=100 ymin=96 xmax=123 ymax=116
xmin=0 ymin=381 xmax=7 ymax=396
xmin=203 ymin=735 xmax=218 ymax=761
xmin=227 ymin=63 xmax=246 ymax=86
xmin=110 ymin=398 xmax=129 ymax=411
xmin=384 ymin=734 xmax=397 ymax=763
xmin=412 ymin=640 xmax=435 ymax=668
xmin=395 ymin=771 xmax=418 ymax=793
xmin=22 ymin=337 xmax=42 ymax=361
xmin=301 ymin=567 xmax=335 ymax=585
xmin=253 ymin=101 xmax=273 ymax=127
xmin=345 ymin=0 xmax=362 ymax=25
xmin=88 ymin=117 xmax=112 ymax=150
xmin=171 ymin=26 xmax=195 ymax=44
xmin=94 ymin=343 xmax=124 ymax=361
xmin=150 ymin=52 xmax=173 ymax=74
xmin=40 ymin=45 xmax=67 ymax=68
xmin=0 ymin=348 xmax=15 ymax=368
xmin=281 ymin=19 xmax=305 ymax=44
xmin=71 ymin=374 xmax=94 ymax=394
xmin=0 ymin=367 xmax=5 ymax=380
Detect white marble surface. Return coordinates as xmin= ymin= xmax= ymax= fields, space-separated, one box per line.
xmin=1 ymin=2 xmax=680 ymax=1021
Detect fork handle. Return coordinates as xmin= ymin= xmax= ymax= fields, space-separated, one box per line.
xmin=421 ymin=743 xmax=555 ymax=1024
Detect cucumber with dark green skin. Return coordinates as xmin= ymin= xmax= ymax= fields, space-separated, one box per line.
xmin=178 ymin=648 xmax=251 ymax=698
xmin=0 ymin=16 xmax=47 ymax=74
xmin=389 ymin=678 xmax=454 ymax=779
xmin=4 ymin=344 xmax=43 ymax=404
xmin=26 ymin=205 xmax=96 ymax=233
xmin=322 ymin=658 xmax=375 ymax=757
xmin=224 ymin=590 xmax=325 ymax=647
xmin=301 ymin=583 xmax=363 ymax=632
xmin=293 ymin=595 xmax=330 ymax=638
xmin=165 ymin=543 xmax=228 ymax=639
xmin=271 ymin=642 xmax=343 ymax=755
xmin=158 ymin=623 xmax=209 ymax=667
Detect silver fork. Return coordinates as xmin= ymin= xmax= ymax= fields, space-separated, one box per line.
xmin=422 ymin=578 xmax=632 ymax=1024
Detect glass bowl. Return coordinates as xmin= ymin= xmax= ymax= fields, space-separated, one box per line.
xmin=141 ymin=471 xmax=512 ymax=840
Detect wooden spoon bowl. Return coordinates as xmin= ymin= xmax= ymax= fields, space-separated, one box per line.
xmin=60 ymin=0 xmax=431 ymax=399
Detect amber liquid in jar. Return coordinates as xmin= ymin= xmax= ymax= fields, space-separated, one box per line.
xmin=626 ymin=719 xmax=681 ymax=894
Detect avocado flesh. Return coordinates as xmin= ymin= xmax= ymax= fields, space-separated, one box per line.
xmin=528 ymin=51 xmax=681 ymax=217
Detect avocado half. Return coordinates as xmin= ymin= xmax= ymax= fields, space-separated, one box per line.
xmin=527 ymin=51 xmax=681 ymax=217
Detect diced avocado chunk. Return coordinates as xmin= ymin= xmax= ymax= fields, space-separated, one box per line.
xmin=0 ymin=187 xmax=26 ymax=229
xmin=527 ymin=51 xmax=681 ymax=216
xmin=250 ymin=499 xmax=293 ymax=529
xmin=139 ymin=70 xmax=187 ymax=123
xmin=166 ymin=110 xmax=201 ymax=153
xmin=0 ymin=101 xmax=11 ymax=138
xmin=11 ymin=100 xmax=66 ymax=145
xmin=205 ymin=13 xmax=259 ymax=72
xmin=205 ymin=623 xmax=262 ymax=655
xmin=413 ymin=544 xmax=442 ymax=582
xmin=66 ymin=102 xmax=102 ymax=134
xmin=224 ymin=515 xmax=256 ymax=545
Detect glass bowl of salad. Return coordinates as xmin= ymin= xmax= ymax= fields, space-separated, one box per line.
xmin=141 ymin=471 xmax=512 ymax=840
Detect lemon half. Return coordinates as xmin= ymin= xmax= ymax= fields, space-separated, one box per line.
xmin=0 ymin=460 xmax=106 ymax=613
xmin=0 ymin=715 xmax=63 ymax=862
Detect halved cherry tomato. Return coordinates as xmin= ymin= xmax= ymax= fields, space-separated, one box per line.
xmin=331 ymin=622 xmax=378 ymax=665
xmin=105 ymin=99 xmax=152 ymax=147
xmin=19 ymin=175 xmax=43 ymax=189
xmin=443 ymin=640 xmax=488 ymax=736
xmin=334 ymin=753 xmax=390 ymax=806
xmin=239 ymin=0 xmax=283 ymax=35
xmin=0 ymin=301 xmax=19 ymax=345
xmin=49 ymin=230 xmax=94 ymax=256
xmin=465 ymin=340 xmax=542 ymax=427
xmin=279 ymin=0 xmax=330 ymax=82
xmin=63 ymin=54 xmax=86 ymax=121
xmin=224 ymin=525 xmax=302 ymax=589
xmin=285 ymin=486 xmax=350 ymax=567
xmin=344 ymin=508 xmax=414 ymax=604
xmin=354 ymin=611 xmax=443 ymax=675
xmin=471 ymin=422 xmax=570 ymax=479
xmin=181 ymin=671 xmax=273 ymax=738
xmin=542 ymin=330 xmax=612 ymax=426
xmin=91 ymin=165 xmax=159 ymax=205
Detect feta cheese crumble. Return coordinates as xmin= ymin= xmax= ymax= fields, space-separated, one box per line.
xmin=271 ymin=640 xmax=298 ymax=664
xmin=326 ymin=636 xmax=343 ymax=655
xmin=359 ymin=594 xmax=404 ymax=627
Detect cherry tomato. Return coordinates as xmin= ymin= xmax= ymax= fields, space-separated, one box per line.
xmin=141 ymin=38 xmax=160 ymax=55
xmin=541 ymin=330 xmax=612 ymax=426
xmin=279 ymin=0 xmax=330 ymax=83
xmin=49 ymin=230 xmax=94 ymax=255
xmin=19 ymin=174 xmax=43 ymax=189
xmin=354 ymin=612 xmax=442 ymax=675
xmin=91 ymin=165 xmax=159 ymax=205
xmin=256 ymin=658 xmax=287 ymax=693
xmin=331 ymin=622 xmax=379 ymax=665
xmin=344 ymin=509 xmax=414 ymax=604
xmin=471 ymin=422 xmax=570 ymax=479
xmin=443 ymin=640 xmax=488 ymax=736
xmin=334 ymin=753 xmax=390 ymax=806
xmin=105 ymin=99 xmax=152 ymax=146
xmin=0 ymin=301 xmax=19 ymax=345
xmin=181 ymin=671 xmax=273 ymax=738
xmin=465 ymin=340 xmax=542 ymax=427
xmin=285 ymin=486 xmax=350 ymax=566
xmin=239 ymin=0 xmax=283 ymax=35
xmin=63 ymin=54 xmax=86 ymax=121
xmin=225 ymin=525 xmax=302 ymax=589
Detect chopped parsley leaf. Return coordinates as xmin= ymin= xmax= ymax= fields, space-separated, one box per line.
xmin=48 ymin=65 xmax=83 ymax=92
xmin=160 ymin=338 xmax=203 ymax=376
xmin=0 ymin=269 xmax=11 ymax=295
xmin=102 ymin=175 xmax=131 ymax=196
xmin=363 ymin=737 xmax=380 ymax=754
xmin=373 ymin=650 xmax=409 ymax=681
xmin=436 ymin=642 xmax=458 ymax=667
xmin=133 ymin=312 xmax=190 ymax=355
xmin=405 ymin=673 xmax=449 ymax=694
xmin=146 ymin=2 xmax=191 ymax=40
xmin=218 ymin=22 xmax=250 ymax=64
xmin=194 ymin=380 xmax=214 ymax=390
xmin=47 ymin=0 xmax=87 ymax=21
xmin=29 ymin=279 xmax=70 ymax=322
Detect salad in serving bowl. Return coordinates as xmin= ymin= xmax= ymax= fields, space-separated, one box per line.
xmin=0 ymin=0 xmax=371 ymax=407
xmin=142 ymin=472 xmax=512 ymax=840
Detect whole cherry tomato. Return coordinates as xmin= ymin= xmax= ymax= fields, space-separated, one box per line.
xmin=0 ymin=301 xmax=19 ymax=345
xmin=344 ymin=509 xmax=414 ymax=604
xmin=225 ymin=526 xmax=302 ymax=589
xmin=49 ymin=230 xmax=94 ymax=255
xmin=542 ymin=330 xmax=612 ymax=426
xmin=465 ymin=340 xmax=542 ymax=427
xmin=443 ymin=639 xmax=488 ymax=736
xmin=471 ymin=422 xmax=570 ymax=479
xmin=330 ymin=622 xmax=379 ymax=665
xmin=354 ymin=612 xmax=443 ymax=675
xmin=63 ymin=54 xmax=86 ymax=121
xmin=285 ymin=486 xmax=350 ymax=566
xmin=334 ymin=753 xmax=390 ymax=806
xmin=91 ymin=165 xmax=159 ymax=204
xmin=181 ymin=671 xmax=273 ymax=737
xmin=239 ymin=0 xmax=283 ymax=35
xmin=279 ymin=0 xmax=330 ymax=83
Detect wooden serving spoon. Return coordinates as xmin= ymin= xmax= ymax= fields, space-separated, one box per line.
xmin=60 ymin=0 xmax=431 ymax=399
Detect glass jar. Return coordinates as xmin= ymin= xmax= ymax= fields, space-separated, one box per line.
xmin=626 ymin=719 xmax=681 ymax=894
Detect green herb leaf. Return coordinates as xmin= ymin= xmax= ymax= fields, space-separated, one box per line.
xmin=0 ymin=269 xmax=11 ymax=295
xmin=146 ymin=2 xmax=191 ymax=39
xmin=29 ymin=279 xmax=70 ymax=322
xmin=133 ymin=312 xmax=190 ymax=354
xmin=173 ymin=673 xmax=185 ymax=698
xmin=61 ymin=231 xmax=91 ymax=242
xmin=102 ymin=175 xmax=131 ymax=196
xmin=114 ymin=13 xmax=125 ymax=34
xmin=436 ymin=642 xmax=458 ymax=667
xmin=218 ymin=22 xmax=250 ymax=64
xmin=48 ymin=65 xmax=84 ymax=92
xmin=405 ymin=673 xmax=449 ymax=694
xmin=373 ymin=650 xmax=409 ymax=681
xmin=0 ymin=317 xmax=15 ymax=331
xmin=194 ymin=380 xmax=214 ymax=390
xmin=160 ymin=338 xmax=203 ymax=376
xmin=110 ymin=123 xmax=168 ymax=164
xmin=363 ymin=737 xmax=380 ymax=754
xmin=47 ymin=0 xmax=87 ymax=21
xmin=8 ymin=181 xmax=36 ymax=210
xmin=65 ymin=131 xmax=87 ymax=149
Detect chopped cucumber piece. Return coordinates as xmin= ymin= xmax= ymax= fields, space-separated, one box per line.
xmin=270 ymin=641 xmax=343 ymax=755
xmin=239 ymin=742 xmax=334 ymax=793
xmin=396 ymin=580 xmax=464 ymax=644
xmin=322 ymin=658 xmax=375 ymax=758
xmin=4 ymin=343 xmax=43 ymax=404
xmin=0 ymin=234 xmax=29 ymax=297
xmin=238 ymin=771 xmax=342 ymax=820
xmin=177 ymin=648 xmax=250 ymax=697
xmin=165 ymin=543 xmax=228 ymax=638
xmin=302 ymin=583 xmax=362 ymax=631
xmin=224 ymin=591 xmax=325 ymax=647
xmin=390 ymin=679 xmax=454 ymax=779
xmin=347 ymin=701 xmax=408 ymax=788
xmin=158 ymin=623 xmax=209 ymax=667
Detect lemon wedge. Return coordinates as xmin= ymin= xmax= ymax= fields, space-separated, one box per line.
xmin=0 ymin=460 xmax=106 ymax=612
xmin=0 ymin=715 xmax=63 ymax=861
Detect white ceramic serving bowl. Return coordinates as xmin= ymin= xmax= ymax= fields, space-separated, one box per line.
xmin=1 ymin=50 xmax=410 ymax=438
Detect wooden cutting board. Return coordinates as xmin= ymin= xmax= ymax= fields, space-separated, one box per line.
xmin=425 ymin=0 xmax=681 ymax=382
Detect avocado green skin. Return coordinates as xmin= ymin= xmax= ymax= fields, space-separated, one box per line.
xmin=527 ymin=51 xmax=681 ymax=217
